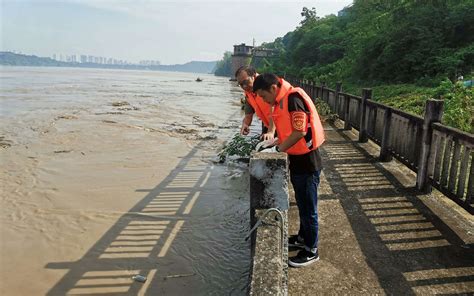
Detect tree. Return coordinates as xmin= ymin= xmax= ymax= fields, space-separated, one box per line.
xmin=214 ymin=51 xmax=232 ymax=77
xmin=300 ymin=7 xmax=319 ymax=27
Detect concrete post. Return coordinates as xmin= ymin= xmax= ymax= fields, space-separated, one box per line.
xmin=343 ymin=94 xmax=351 ymax=130
xmin=359 ymin=88 xmax=371 ymax=143
xmin=416 ymin=99 xmax=444 ymax=193
xmin=321 ymin=82 xmax=327 ymax=103
xmin=379 ymin=107 xmax=393 ymax=162
xmin=249 ymin=152 xmax=289 ymax=296
xmin=335 ymin=82 xmax=342 ymax=116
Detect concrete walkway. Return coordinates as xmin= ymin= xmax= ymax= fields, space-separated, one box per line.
xmin=288 ymin=123 xmax=474 ymax=295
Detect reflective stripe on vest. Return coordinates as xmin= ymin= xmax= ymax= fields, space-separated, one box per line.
xmin=245 ymin=90 xmax=272 ymax=128
xmin=272 ymin=79 xmax=325 ymax=155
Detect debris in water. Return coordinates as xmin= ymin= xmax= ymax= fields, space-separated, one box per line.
xmin=54 ymin=150 xmax=72 ymax=154
xmin=95 ymin=112 xmax=124 ymax=115
xmin=0 ymin=136 xmax=12 ymax=148
xmin=118 ymin=106 xmax=140 ymax=111
xmin=164 ymin=273 xmax=196 ymax=279
xmin=55 ymin=115 xmax=78 ymax=120
xmin=132 ymin=274 xmax=147 ymax=283
xmin=111 ymin=101 xmax=130 ymax=107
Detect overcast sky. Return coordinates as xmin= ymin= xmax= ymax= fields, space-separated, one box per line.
xmin=1 ymin=0 xmax=352 ymax=64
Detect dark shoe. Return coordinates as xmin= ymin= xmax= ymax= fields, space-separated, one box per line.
xmin=289 ymin=249 xmax=319 ymax=268
xmin=288 ymin=235 xmax=305 ymax=248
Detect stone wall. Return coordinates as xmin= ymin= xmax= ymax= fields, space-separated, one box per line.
xmin=231 ymin=55 xmax=251 ymax=80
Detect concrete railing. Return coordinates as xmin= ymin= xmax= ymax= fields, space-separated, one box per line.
xmin=248 ymin=152 xmax=289 ymax=296
xmin=286 ymin=77 xmax=473 ymax=214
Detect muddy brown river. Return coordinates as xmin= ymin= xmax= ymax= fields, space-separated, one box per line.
xmin=0 ymin=66 xmax=257 ymax=295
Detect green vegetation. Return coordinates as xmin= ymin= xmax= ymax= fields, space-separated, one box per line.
xmin=214 ymin=51 xmax=233 ymax=77
xmin=256 ymin=1 xmax=474 ymax=132
xmin=0 ymin=52 xmax=66 ymax=67
xmin=373 ymin=79 xmax=473 ymax=132
xmin=433 ymin=80 xmax=472 ymax=133
xmin=218 ymin=134 xmax=260 ymax=162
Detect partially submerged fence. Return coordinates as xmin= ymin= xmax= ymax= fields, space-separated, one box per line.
xmin=286 ymin=77 xmax=473 ymax=214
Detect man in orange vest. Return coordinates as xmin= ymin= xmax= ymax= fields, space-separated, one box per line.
xmin=235 ymin=66 xmax=275 ymax=140
xmin=253 ymin=73 xmax=325 ymax=268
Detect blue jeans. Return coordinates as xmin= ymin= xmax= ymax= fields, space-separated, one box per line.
xmin=290 ymin=170 xmax=321 ymax=252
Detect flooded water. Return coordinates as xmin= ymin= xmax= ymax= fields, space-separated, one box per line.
xmin=0 ymin=66 xmax=255 ymax=295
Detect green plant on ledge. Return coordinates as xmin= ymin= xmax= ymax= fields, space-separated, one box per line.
xmin=218 ymin=133 xmax=260 ymax=162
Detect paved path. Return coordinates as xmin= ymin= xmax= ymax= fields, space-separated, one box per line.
xmin=288 ymin=123 xmax=474 ymax=295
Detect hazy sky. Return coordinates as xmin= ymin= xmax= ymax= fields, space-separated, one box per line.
xmin=1 ymin=0 xmax=352 ymax=64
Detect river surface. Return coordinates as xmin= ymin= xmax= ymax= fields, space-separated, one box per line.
xmin=0 ymin=66 xmax=256 ymax=295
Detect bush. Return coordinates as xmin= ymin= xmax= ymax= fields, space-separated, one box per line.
xmin=435 ymin=79 xmax=473 ymax=133
xmin=218 ymin=134 xmax=260 ymax=162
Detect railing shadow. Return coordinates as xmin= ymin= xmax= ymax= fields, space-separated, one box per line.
xmin=317 ymin=125 xmax=474 ymax=295
xmin=45 ymin=142 xmax=216 ymax=295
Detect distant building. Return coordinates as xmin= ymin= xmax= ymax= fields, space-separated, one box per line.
xmin=252 ymin=47 xmax=276 ymax=58
xmin=80 ymin=55 xmax=87 ymax=63
xmin=251 ymin=46 xmax=277 ymax=69
xmin=139 ymin=60 xmax=161 ymax=66
xmin=231 ymin=43 xmax=253 ymax=80
xmin=229 ymin=43 xmax=277 ymax=79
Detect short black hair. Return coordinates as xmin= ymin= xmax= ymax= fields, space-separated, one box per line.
xmin=235 ymin=65 xmax=256 ymax=78
xmin=253 ymin=73 xmax=281 ymax=92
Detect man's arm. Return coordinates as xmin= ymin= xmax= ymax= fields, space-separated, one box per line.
xmin=241 ymin=113 xmax=253 ymax=135
xmin=261 ymin=107 xmax=276 ymax=141
xmin=278 ymin=130 xmax=305 ymax=152
xmin=241 ymin=98 xmax=255 ymax=135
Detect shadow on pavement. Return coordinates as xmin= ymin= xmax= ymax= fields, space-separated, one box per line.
xmin=289 ymin=125 xmax=474 ymax=295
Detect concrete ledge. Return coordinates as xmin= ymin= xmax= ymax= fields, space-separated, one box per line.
xmin=250 ymin=209 xmax=288 ymax=295
xmin=249 ymin=152 xmax=289 ymax=296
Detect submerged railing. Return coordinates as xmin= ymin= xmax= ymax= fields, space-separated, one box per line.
xmin=286 ymin=77 xmax=473 ymax=214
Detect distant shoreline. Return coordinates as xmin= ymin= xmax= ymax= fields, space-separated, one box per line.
xmin=0 ymin=52 xmax=217 ymax=75
xmin=0 ymin=64 xmax=217 ymax=75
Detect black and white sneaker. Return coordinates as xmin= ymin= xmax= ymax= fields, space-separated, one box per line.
xmin=289 ymin=249 xmax=319 ymax=268
xmin=288 ymin=235 xmax=305 ymax=248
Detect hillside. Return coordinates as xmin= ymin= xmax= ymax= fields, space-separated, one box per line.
xmin=254 ymin=1 xmax=473 ymax=132
xmin=0 ymin=52 xmax=216 ymax=74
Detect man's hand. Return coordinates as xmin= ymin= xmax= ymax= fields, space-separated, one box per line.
xmin=255 ymin=137 xmax=279 ymax=152
xmin=261 ymin=146 xmax=278 ymax=153
xmin=240 ymin=123 xmax=250 ymax=135
xmin=261 ymin=132 xmax=275 ymax=141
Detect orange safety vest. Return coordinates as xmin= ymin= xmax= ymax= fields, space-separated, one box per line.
xmin=245 ymin=90 xmax=272 ymax=128
xmin=272 ymin=78 xmax=325 ymax=155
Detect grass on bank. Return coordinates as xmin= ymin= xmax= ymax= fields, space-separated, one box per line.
xmin=328 ymin=78 xmax=473 ymax=133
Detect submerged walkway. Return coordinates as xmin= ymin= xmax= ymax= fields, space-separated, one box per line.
xmin=288 ymin=123 xmax=474 ymax=295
